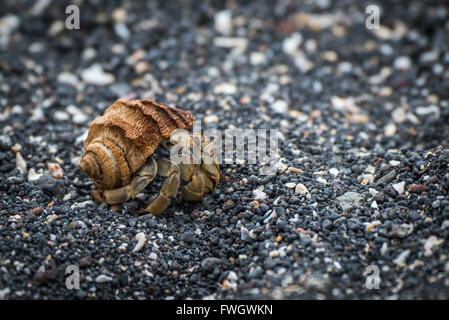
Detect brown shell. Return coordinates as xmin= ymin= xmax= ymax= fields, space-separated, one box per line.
xmin=79 ymin=99 xmax=196 ymax=190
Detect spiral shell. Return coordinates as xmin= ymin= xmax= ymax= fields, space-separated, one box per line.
xmin=79 ymin=99 xmax=196 ymax=189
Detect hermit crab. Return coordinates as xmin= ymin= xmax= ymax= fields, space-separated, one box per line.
xmin=79 ymin=99 xmax=220 ymax=215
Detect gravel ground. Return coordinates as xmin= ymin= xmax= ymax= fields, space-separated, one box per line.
xmin=1 ymin=0 xmax=449 ymax=300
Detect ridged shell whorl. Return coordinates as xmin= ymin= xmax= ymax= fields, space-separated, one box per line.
xmin=80 ymin=99 xmax=196 ymax=190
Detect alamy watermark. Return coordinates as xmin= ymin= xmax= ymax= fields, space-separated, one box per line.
xmin=365 ymin=265 xmax=380 ymax=290
xmin=365 ymin=4 xmax=380 ymax=30
xmin=168 ymin=121 xmax=280 ymax=176
xmin=65 ymin=265 xmax=80 ymax=290
xmin=65 ymin=5 xmax=80 ymax=30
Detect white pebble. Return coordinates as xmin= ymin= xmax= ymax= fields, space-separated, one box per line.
xmin=132 ymin=232 xmax=146 ymax=253
xmin=271 ymin=100 xmax=288 ymax=114
xmin=392 ymin=181 xmax=405 ymax=195
xmin=214 ymin=10 xmax=233 ymax=35
xmin=282 ymin=33 xmax=302 ymax=55
xmin=214 ymin=82 xmax=237 ymax=95
xmin=203 ymin=114 xmax=219 ymax=124
xmin=227 ymin=271 xmax=238 ymax=281
xmin=295 ymin=183 xmax=309 ymax=195
xmin=285 ymin=182 xmax=296 ymax=189
xmin=15 ymin=152 xmax=27 ymax=174
xmin=57 ymin=72 xmax=79 ymax=87
xmin=329 ymin=168 xmax=339 ymax=177
xmin=393 ymin=249 xmax=410 ymax=267
xmin=250 ymin=52 xmax=266 ymax=65
xmin=253 ymin=187 xmax=267 ymax=201
xmin=81 ymin=64 xmax=115 ymax=85
xmin=149 ymin=252 xmax=158 ymax=260
xmin=27 ymin=168 xmax=42 ymax=181
xmin=54 ymin=111 xmax=70 ymax=121
xmin=393 ymin=56 xmax=411 ymax=71
xmin=95 ymin=275 xmax=113 ymax=283
xmin=384 ymin=122 xmax=397 ymax=137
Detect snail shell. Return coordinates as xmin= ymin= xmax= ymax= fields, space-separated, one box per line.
xmin=79 ymin=99 xmax=196 ymax=189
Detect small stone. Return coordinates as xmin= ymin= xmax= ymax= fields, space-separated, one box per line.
xmin=285 ymin=182 xmax=296 ymax=189
xmin=359 ymin=174 xmax=374 ymax=185
xmin=329 ymin=168 xmax=339 ymax=177
xmin=392 ymin=108 xmax=406 ymax=123
xmin=271 ymin=100 xmax=288 ymax=114
xmin=203 ymin=114 xmax=219 ymax=124
xmin=250 ymin=52 xmax=266 ymax=65
xmin=282 ymin=33 xmax=302 ymax=55
xmin=316 ymin=177 xmax=327 ymax=185
xmin=48 ymin=163 xmax=63 ymax=179
xmin=295 ymin=183 xmax=309 ymax=195
xmin=384 ymin=123 xmax=397 ymax=137
xmin=15 ymin=152 xmax=27 ymax=174
xmin=393 ymin=249 xmax=410 ymax=267
xmin=227 ymin=271 xmax=238 ymax=281
xmin=378 ymin=170 xmax=396 ymax=184
xmin=214 ymin=10 xmax=232 ymax=35
xmin=118 ymin=243 xmax=127 ymax=253
xmin=132 ymin=232 xmax=146 ymax=253
xmin=81 ymin=64 xmax=115 ymax=85
xmin=28 ymin=168 xmax=43 ymax=182
xmin=95 ymin=275 xmax=113 ymax=283
xmin=336 ymin=192 xmax=364 ymax=212
xmin=393 ymin=56 xmax=411 ymax=71
xmin=181 ymin=231 xmax=194 ymax=243
xmin=392 ymin=181 xmax=405 ymax=195
xmin=389 ymin=223 xmax=413 ymax=239
xmin=240 ymin=226 xmax=249 ymax=241
xmin=54 ymin=111 xmax=70 ymax=121
xmin=57 ymin=72 xmax=79 ymax=87
xmin=214 ymin=82 xmax=237 ymax=95
xmin=149 ymin=252 xmax=158 ymax=260
xmin=0 ymin=134 xmax=12 ymax=150
xmin=253 ymin=187 xmax=267 ymax=201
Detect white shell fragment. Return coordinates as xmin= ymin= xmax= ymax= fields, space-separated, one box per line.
xmin=132 ymin=232 xmax=146 ymax=253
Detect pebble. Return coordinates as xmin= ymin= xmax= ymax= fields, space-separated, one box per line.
xmin=253 ymin=187 xmax=267 ymax=201
xmin=392 ymin=181 xmax=405 ymax=195
xmin=57 ymin=72 xmax=79 ymax=87
xmin=329 ymin=168 xmax=339 ymax=177
xmin=271 ymin=100 xmax=289 ymax=114
xmin=27 ymin=168 xmax=43 ymax=182
xmin=295 ymin=183 xmax=309 ymax=196
xmin=95 ymin=275 xmax=113 ymax=283
xmin=389 ymin=223 xmax=413 ymax=239
xmin=213 ymin=82 xmax=237 ymax=95
xmin=132 ymin=232 xmax=146 ymax=253
xmin=336 ymin=192 xmax=364 ymax=212
xmin=214 ymin=10 xmax=232 ymax=35
xmin=203 ymin=114 xmax=219 ymax=124
xmin=250 ymin=52 xmax=266 ymax=65
xmin=384 ymin=123 xmax=397 ymax=137
xmin=285 ymin=182 xmax=296 ymax=189
xmin=393 ymin=249 xmax=410 ymax=267
xmin=393 ymin=56 xmax=411 ymax=71
xmin=48 ymin=163 xmax=63 ymax=179
xmin=282 ymin=33 xmax=302 ymax=55
xmin=15 ymin=152 xmax=27 ymax=174
xmin=181 ymin=231 xmax=194 ymax=243
xmin=240 ymin=226 xmax=249 ymax=241
xmin=149 ymin=252 xmax=158 ymax=260
xmin=81 ymin=64 xmax=115 ymax=85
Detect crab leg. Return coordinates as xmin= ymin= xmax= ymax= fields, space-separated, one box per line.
xmin=180 ymin=164 xmax=206 ymax=201
xmin=143 ymin=158 xmax=180 ymax=216
xmin=103 ymin=157 xmax=157 ymax=204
